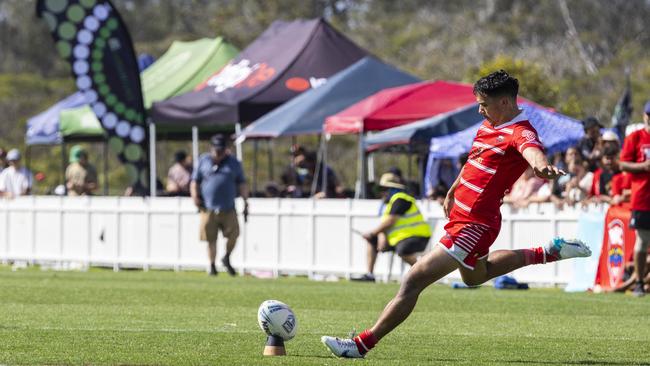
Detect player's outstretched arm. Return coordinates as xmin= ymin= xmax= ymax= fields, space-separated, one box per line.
xmin=522 ymin=147 xmax=566 ymax=180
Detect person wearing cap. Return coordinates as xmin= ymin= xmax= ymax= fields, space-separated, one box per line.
xmin=619 ymin=101 xmax=650 ymax=297
xmin=65 ymin=145 xmax=98 ymax=196
xmin=166 ymin=150 xmax=192 ymax=196
xmin=190 ymin=134 xmax=248 ymax=276
xmin=577 ymin=116 xmax=604 ymax=171
xmin=0 ymin=149 xmax=33 ymax=198
xmin=353 ymin=172 xmax=431 ymax=282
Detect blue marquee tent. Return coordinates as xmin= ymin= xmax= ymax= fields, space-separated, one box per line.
xmin=238 ymin=56 xmax=420 ymax=139
xmin=427 ymin=103 xmax=584 ymax=159
xmin=364 ymin=103 xmax=481 ymax=151
xmin=423 ymin=103 xmax=584 ymax=196
xmin=25 ymin=92 xmax=89 ymax=145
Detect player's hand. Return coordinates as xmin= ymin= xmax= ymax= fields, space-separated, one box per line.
xmin=443 ymin=193 xmax=454 ymax=219
xmin=534 ymin=165 xmax=566 ymax=180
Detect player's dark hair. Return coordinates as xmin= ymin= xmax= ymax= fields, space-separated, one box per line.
xmin=473 ymin=70 xmax=519 ymax=99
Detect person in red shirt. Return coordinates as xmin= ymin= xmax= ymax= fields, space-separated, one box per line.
xmin=586 ymin=145 xmax=622 ymax=204
xmin=619 ymin=101 xmax=650 ymax=297
xmin=322 ymin=70 xmax=591 ymax=359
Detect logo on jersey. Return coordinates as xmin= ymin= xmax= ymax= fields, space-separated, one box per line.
xmin=496 ymin=136 xmax=505 ymax=143
xmin=521 ymin=130 xmax=537 ymax=142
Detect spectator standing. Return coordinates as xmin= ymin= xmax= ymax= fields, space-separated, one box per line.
xmin=190 ymin=135 xmax=248 ymax=276
xmin=65 ymin=145 xmax=98 ymax=196
xmin=166 ymin=150 xmax=192 ymax=196
xmin=0 ymin=149 xmax=32 ymax=198
xmin=576 ymin=116 xmax=604 ymax=171
xmin=619 ymin=101 xmax=650 ymax=297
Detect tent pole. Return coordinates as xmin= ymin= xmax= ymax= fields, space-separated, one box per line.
xmin=408 ymin=149 xmax=413 ymax=180
xmin=368 ymin=152 xmax=375 ymax=183
xmin=252 ymin=140 xmax=258 ymax=196
xmin=192 ymin=126 xmax=199 ymax=172
xmin=311 ymin=137 xmax=323 ymax=197
xmin=61 ymin=142 xmax=67 ymax=193
xmin=235 ymin=123 xmax=243 ymax=161
xmin=358 ymin=129 xmax=367 ymax=199
xmin=267 ymin=139 xmax=274 ymax=182
xmin=103 ymin=141 xmax=109 ymax=195
xmin=321 ymin=133 xmax=328 ymax=197
xmin=149 ymin=122 xmax=156 ymax=197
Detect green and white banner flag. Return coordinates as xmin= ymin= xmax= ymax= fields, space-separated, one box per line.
xmin=37 ymin=0 xmax=149 ymax=193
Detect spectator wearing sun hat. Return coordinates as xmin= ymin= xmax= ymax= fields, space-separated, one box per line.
xmin=600 ymin=129 xmax=621 ymax=153
xmin=0 ymin=149 xmax=33 ymax=198
xmin=352 ymin=171 xmax=431 ymax=282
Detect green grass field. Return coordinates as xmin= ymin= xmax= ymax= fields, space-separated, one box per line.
xmin=1 ymin=266 xmax=649 ymax=365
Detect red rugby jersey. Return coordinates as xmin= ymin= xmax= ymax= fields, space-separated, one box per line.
xmin=620 ymin=128 xmax=650 ymax=211
xmin=451 ymin=113 xmax=543 ymax=227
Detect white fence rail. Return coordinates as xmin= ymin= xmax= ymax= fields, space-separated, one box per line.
xmin=0 ymin=197 xmax=602 ymax=284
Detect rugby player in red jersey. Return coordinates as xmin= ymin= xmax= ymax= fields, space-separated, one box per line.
xmin=619 ymin=101 xmax=650 ymax=297
xmin=322 ymin=70 xmax=591 ymax=358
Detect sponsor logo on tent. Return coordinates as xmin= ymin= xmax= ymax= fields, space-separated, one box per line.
xmin=198 ymin=59 xmax=276 ymax=93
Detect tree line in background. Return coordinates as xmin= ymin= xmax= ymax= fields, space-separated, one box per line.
xmin=0 ymin=0 xmax=649 ymax=194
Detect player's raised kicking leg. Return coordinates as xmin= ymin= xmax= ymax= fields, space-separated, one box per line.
xmin=321 ymin=237 xmax=590 ymax=358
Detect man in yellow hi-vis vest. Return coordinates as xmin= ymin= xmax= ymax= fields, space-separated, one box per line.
xmin=354 ymin=172 xmax=432 ymax=282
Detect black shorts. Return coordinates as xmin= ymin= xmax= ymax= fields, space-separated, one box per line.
xmin=630 ymin=210 xmax=650 ymax=230
xmin=369 ymin=236 xmax=430 ymax=256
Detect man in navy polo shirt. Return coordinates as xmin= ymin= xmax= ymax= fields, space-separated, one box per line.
xmin=191 ymin=134 xmax=249 ymax=276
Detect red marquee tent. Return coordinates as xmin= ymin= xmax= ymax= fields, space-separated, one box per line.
xmin=323 ymin=80 xmax=479 ymax=134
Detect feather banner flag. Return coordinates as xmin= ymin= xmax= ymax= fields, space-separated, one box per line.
xmin=36 ymin=0 xmax=149 ymax=193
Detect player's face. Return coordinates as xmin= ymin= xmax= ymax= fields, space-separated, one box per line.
xmin=476 ymin=94 xmax=508 ymax=125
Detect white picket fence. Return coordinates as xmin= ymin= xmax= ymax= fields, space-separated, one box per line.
xmin=0 ymin=196 xmax=603 ymax=284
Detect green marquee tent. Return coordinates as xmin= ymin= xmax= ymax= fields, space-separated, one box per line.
xmin=26 ymin=37 xmax=239 ymax=144
xmin=142 ymin=37 xmax=239 ymax=109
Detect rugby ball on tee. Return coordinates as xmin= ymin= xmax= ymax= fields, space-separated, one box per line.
xmin=257 ymin=300 xmax=298 ymax=341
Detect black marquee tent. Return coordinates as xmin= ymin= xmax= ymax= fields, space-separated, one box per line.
xmin=151 ymin=18 xmax=368 ymax=127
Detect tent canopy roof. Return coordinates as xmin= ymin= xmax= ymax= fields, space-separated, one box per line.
xmin=151 ymin=18 xmax=367 ymax=127
xmin=365 ymin=98 xmax=583 ymax=154
xmin=324 ymin=80 xmax=480 ymax=134
xmin=27 ymin=37 xmax=238 ymax=145
xmin=238 ymin=56 xmax=420 ymax=139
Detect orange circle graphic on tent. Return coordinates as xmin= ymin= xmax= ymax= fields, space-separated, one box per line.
xmin=285 ymin=77 xmax=310 ymax=91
